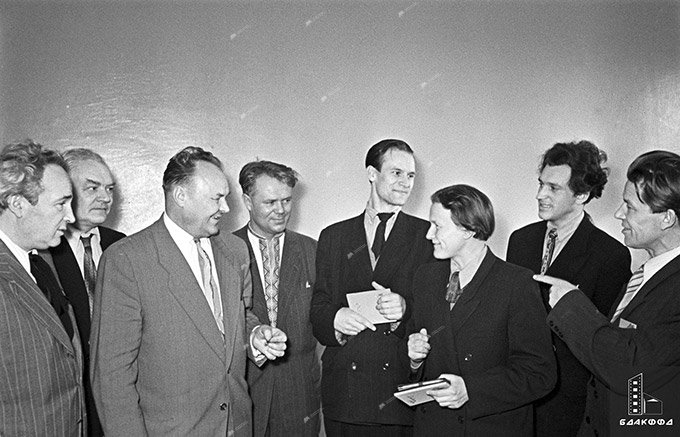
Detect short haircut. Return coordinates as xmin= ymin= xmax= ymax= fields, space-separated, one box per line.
xmin=0 ymin=139 xmax=68 ymax=211
xmin=365 ymin=139 xmax=414 ymax=171
xmin=540 ymin=140 xmax=609 ymax=203
xmin=62 ymin=147 xmax=109 ymax=170
xmin=431 ymin=184 xmax=495 ymax=241
xmin=162 ymin=146 xmax=223 ymax=192
xmin=627 ymin=150 xmax=680 ymax=218
xmin=238 ymin=160 xmax=298 ymax=196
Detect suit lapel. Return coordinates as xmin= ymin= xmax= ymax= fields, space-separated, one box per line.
xmin=547 ymin=216 xmax=592 ymax=278
xmin=278 ymin=230 xmax=301 ymax=323
xmin=449 ymin=250 xmax=495 ymax=335
xmin=373 ymin=212 xmax=412 ymax=280
xmin=152 ymin=221 xmax=226 ymax=363
xmin=620 ymin=253 xmax=680 ymax=318
xmin=0 ymin=244 xmax=74 ymax=352
xmin=346 ymin=214 xmax=373 ymax=281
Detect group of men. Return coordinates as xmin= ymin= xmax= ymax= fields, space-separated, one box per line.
xmin=0 ymin=138 xmax=679 ymax=437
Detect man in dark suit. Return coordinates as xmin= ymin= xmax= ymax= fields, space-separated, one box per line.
xmin=233 ymin=160 xmax=320 ymax=437
xmin=90 ymin=147 xmax=287 ymax=436
xmin=507 ymin=141 xmax=631 ymax=437
xmin=0 ymin=140 xmax=85 ymax=436
xmin=48 ymin=148 xmax=125 ymax=437
xmin=311 ymin=139 xmax=434 ymax=436
xmin=536 ymin=150 xmax=680 ymax=437
xmin=407 ymin=184 xmax=556 ymax=436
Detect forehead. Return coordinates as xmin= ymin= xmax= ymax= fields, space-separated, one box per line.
xmin=192 ymin=160 xmax=228 ymax=190
xmin=252 ymin=175 xmax=293 ymax=197
xmin=540 ymin=164 xmax=572 ymax=185
xmin=40 ymin=164 xmax=72 ymax=198
xmin=622 ymin=180 xmax=644 ymax=204
xmin=381 ymin=150 xmax=415 ymax=171
xmin=71 ymin=160 xmax=113 ymax=182
xmin=429 ymin=202 xmax=450 ymax=222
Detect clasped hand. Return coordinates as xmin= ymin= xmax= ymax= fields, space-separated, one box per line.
xmin=252 ymin=324 xmax=287 ymax=360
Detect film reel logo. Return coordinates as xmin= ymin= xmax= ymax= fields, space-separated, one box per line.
xmin=628 ymin=373 xmax=663 ymax=416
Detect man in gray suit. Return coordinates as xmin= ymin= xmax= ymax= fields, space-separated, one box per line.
xmin=233 ymin=160 xmax=320 ymax=437
xmin=0 ymin=140 xmax=84 ymax=436
xmin=90 ymin=146 xmax=287 ymax=436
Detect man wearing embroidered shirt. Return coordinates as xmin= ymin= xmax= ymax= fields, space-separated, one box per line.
xmin=537 ymin=150 xmax=680 ymax=436
xmin=507 ymin=141 xmax=631 ymax=437
xmin=91 ymin=146 xmax=285 ymax=437
xmin=311 ymin=139 xmax=434 ymax=436
xmin=48 ymin=148 xmax=125 ymax=437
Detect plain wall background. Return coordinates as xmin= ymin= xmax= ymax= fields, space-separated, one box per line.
xmin=2 ymin=0 xmax=679 ymax=268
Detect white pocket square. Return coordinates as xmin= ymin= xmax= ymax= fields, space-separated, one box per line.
xmin=306 ymin=281 xmax=311 ymax=288
xmin=618 ymin=318 xmax=637 ymax=329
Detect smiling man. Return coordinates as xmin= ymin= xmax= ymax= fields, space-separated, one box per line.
xmin=506 ymin=141 xmax=631 ymax=437
xmin=91 ymin=146 xmax=284 ymax=437
xmin=233 ymin=160 xmax=320 ymax=437
xmin=311 ymin=139 xmax=434 ymax=436
xmin=0 ymin=140 xmax=84 ymax=436
xmin=48 ymin=148 xmax=125 ymax=437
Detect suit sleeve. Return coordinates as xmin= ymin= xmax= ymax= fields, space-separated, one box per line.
xmin=90 ymin=248 xmax=147 ymax=436
xmin=464 ymin=273 xmax=557 ymax=419
xmin=547 ymin=289 xmax=680 ymax=394
xmin=310 ymin=228 xmax=344 ymax=346
xmin=589 ymin=242 xmax=631 ymax=316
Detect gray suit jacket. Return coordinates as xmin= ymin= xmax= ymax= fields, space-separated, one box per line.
xmin=90 ymin=217 xmax=257 ymax=437
xmin=0 ymin=240 xmax=85 ymax=436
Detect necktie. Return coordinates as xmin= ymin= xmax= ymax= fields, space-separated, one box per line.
xmin=29 ymin=253 xmax=74 ymax=340
xmin=445 ymin=270 xmax=464 ymax=309
xmin=540 ymin=228 xmax=558 ymax=274
xmin=372 ymin=212 xmax=394 ymax=259
xmin=611 ymin=266 xmax=644 ymax=322
xmin=259 ymin=235 xmax=281 ymax=328
xmin=81 ymin=235 xmax=97 ymax=316
xmin=194 ymin=239 xmax=224 ymax=334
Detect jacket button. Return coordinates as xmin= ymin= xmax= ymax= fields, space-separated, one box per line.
xmin=464 ymin=354 xmax=473 ymax=361
xmin=585 ymin=416 xmax=590 ymax=424
xmin=220 ymin=403 xmax=228 ymax=411
xmin=382 ymin=362 xmax=390 ymax=371
xmin=383 ymin=329 xmax=392 ymax=336
xmin=458 ymin=416 xmax=464 ymax=423
xmin=548 ymin=320 xmax=554 ymax=326
xmin=351 ymin=362 xmax=357 ymax=371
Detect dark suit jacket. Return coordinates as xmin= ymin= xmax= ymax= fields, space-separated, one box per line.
xmin=507 ymin=217 xmax=631 ymax=435
xmin=234 ymin=226 xmax=321 ymax=437
xmin=91 ymin=217 xmax=257 ymax=437
xmin=0 ymin=240 xmax=85 ymax=436
xmin=310 ymin=211 xmax=435 ymax=425
xmin=410 ymin=251 xmax=557 ymax=436
xmin=548 ymin=253 xmax=680 ymax=437
xmin=49 ymin=226 xmax=125 ymax=437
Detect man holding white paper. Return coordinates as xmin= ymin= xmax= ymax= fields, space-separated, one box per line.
xmin=311 ymin=139 xmax=434 ymax=436
xmin=407 ymin=184 xmax=556 ymax=436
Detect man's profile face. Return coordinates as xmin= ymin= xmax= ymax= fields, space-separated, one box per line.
xmin=370 ymin=149 xmax=416 ymax=210
xmin=614 ymin=180 xmax=665 ymax=254
xmin=181 ymin=161 xmax=230 ymax=239
xmin=536 ymin=164 xmax=582 ymax=227
xmin=70 ymin=160 xmax=115 ymax=232
xmin=426 ymin=202 xmax=469 ymax=260
xmin=19 ymin=164 xmax=75 ymax=250
xmin=243 ymin=175 xmax=293 ymax=239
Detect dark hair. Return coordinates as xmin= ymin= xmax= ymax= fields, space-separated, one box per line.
xmin=627 ymin=150 xmax=680 ymax=218
xmin=0 ymin=139 xmax=68 ymax=211
xmin=430 ymin=184 xmax=495 ymax=241
xmin=239 ymin=160 xmax=298 ymax=196
xmin=162 ymin=146 xmax=223 ymax=192
xmin=365 ymin=139 xmax=414 ymax=171
xmin=540 ymin=140 xmax=609 ymax=203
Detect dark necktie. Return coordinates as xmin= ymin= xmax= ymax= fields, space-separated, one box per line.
xmin=445 ymin=270 xmax=464 ymax=309
xmin=81 ymin=235 xmax=97 ymax=316
xmin=540 ymin=228 xmax=558 ymax=274
xmin=372 ymin=212 xmax=394 ymax=258
xmin=29 ymin=253 xmax=74 ymax=340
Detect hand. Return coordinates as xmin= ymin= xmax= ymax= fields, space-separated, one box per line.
xmin=533 ymin=274 xmax=579 ymax=308
xmin=408 ymin=328 xmax=430 ymax=367
xmin=334 ymin=307 xmax=376 ymax=336
xmin=252 ymin=325 xmax=287 ymax=360
xmin=373 ymin=281 xmax=406 ymax=321
xmin=428 ymin=374 xmax=469 ymax=409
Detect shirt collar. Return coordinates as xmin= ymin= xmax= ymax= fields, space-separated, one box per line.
xmin=365 ymin=203 xmax=401 ymax=223
xmin=0 ymin=227 xmax=32 ymax=275
xmin=548 ymin=210 xmax=584 ymax=236
xmin=642 ymin=244 xmax=680 ymax=282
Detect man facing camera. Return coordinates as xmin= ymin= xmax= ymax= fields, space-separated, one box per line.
xmin=311 ymin=139 xmax=434 ymax=436
xmin=233 ymin=160 xmax=320 ymax=437
xmin=90 ymin=146 xmax=286 ymax=437
xmin=0 ymin=140 xmax=84 ymax=436
xmin=507 ymin=141 xmax=631 ymax=437
xmin=536 ymin=150 xmax=680 ymax=437
xmin=49 ymin=148 xmax=125 ymax=437
xmin=408 ymin=184 xmax=556 ymax=436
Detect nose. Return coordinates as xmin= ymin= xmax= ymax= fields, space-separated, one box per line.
xmin=426 ymin=224 xmax=435 ymax=240
xmin=64 ymin=202 xmax=76 ymax=224
xmin=273 ymin=201 xmax=285 ymax=214
xmin=614 ymin=203 xmax=625 ymax=220
xmin=99 ymin=188 xmax=113 ymax=204
xmin=536 ymin=185 xmax=547 ymax=200
xmin=219 ymin=196 xmax=229 ymax=213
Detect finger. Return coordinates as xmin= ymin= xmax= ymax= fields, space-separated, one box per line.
xmin=533 ymin=274 xmax=560 ymax=285
xmin=420 ymin=328 xmax=428 ymax=337
xmin=371 ymin=281 xmax=386 ymax=290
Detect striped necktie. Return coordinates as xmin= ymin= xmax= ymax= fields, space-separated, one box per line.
xmin=194 ymin=238 xmax=224 ymax=334
xmin=611 ymin=266 xmax=644 ymax=322
xmin=540 ymin=228 xmax=558 ymax=274
xmin=81 ymin=235 xmax=97 ymax=316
